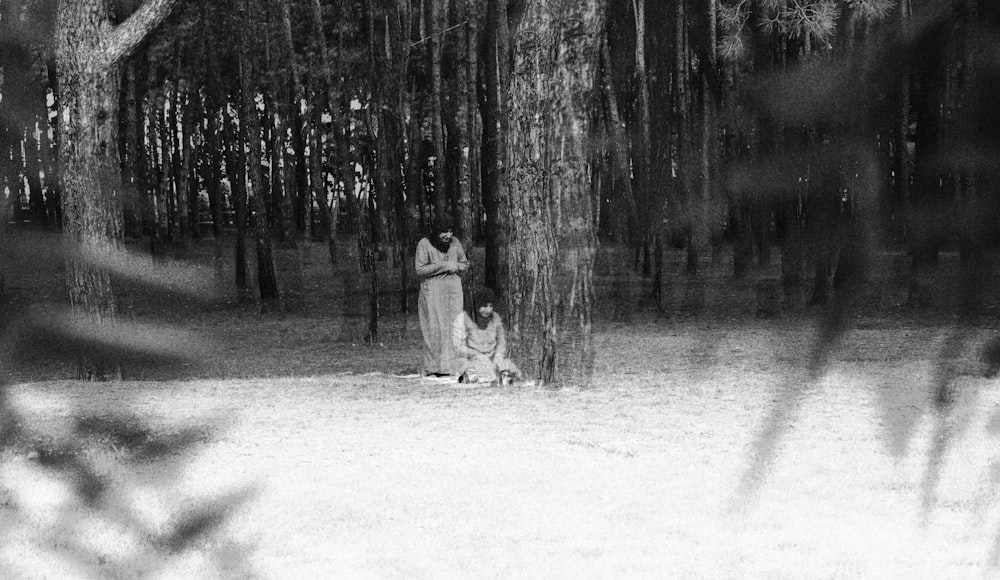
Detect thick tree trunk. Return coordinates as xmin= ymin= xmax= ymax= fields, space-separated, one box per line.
xmin=55 ymin=0 xmax=183 ymax=378
xmin=506 ymin=0 xmax=605 ymax=387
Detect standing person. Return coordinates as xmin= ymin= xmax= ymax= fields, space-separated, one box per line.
xmin=452 ymin=287 xmax=522 ymax=384
xmin=416 ymin=218 xmax=468 ymax=376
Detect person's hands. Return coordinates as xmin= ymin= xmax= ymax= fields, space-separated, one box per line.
xmin=444 ymin=261 xmax=458 ymax=273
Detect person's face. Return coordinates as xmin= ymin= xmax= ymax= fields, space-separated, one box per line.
xmin=438 ymin=230 xmax=453 ymax=244
xmin=477 ymin=303 xmax=494 ymax=318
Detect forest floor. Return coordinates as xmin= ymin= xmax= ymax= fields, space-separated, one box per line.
xmin=2 ymin=229 xmax=1000 ymax=578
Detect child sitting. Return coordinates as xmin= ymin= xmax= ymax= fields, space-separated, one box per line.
xmin=452 ymin=287 xmax=521 ymax=385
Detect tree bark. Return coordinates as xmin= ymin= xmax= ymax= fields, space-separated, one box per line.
xmin=506 ymin=0 xmax=606 ymax=387
xmin=278 ymin=0 xmax=302 ymax=245
xmin=451 ymin=4 xmax=471 ymax=244
xmin=428 ymin=0 xmax=448 ymax=222
xmin=599 ymin=35 xmax=637 ymax=321
xmin=907 ymin=10 xmax=949 ymax=306
xmin=631 ymin=0 xmax=652 ymax=275
xmin=55 ymin=0 xmax=183 ymax=378
xmin=480 ymin=0 xmax=510 ymax=294
xmin=309 ymin=0 xmax=338 ymax=265
xmin=176 ymin=76 xmax=194 ymax=248
xmin=238 ymin=1 xmax=279 ymax=313
xmin=222 ymin=99 xmax=250 ymax=298
xmin=121 ymin=55 xmax=147 ymax=238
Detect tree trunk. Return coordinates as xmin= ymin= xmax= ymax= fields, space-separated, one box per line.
xmin=177 ymin=77 xmax=195 ymax=247
xmin=291 ymin=102 xmax=309 ymax=234
xmin=691 ymin=0 xmax=717 ymax=277
xmin=672 ymin=0 xmax=695 ymax=276
xmin=481 ymin=0 xmax=510 ymax=294
xmin=24 ymin=125 xmax=46 ymax=223
xmin=203 ymin=113 xmax=225 ymax=237
xmin=149 ymin=89 xmax=168 ymax=257
xmin=631 ymin=0 xmax=652 ymax=277
xmin=55 ymin=0 xmax=183 ymax=378
xmin=907 ymin=15 xmax=948 ymax=307
xmin=239 ymin=19 xmax=280 ymax=314
xmin=222 ymin=99 xmax=250 ymax=298
xmin=311 ymin=112 xmax=337 ymax=265
xmin=160 ymin=82 xmax=178 ymax=244
xmin=7 ymin=131 xmax=25 ymax=224
xmin=506 ymin=0 xmax=606 ymax=387
xmin=121 ymin=55 xmax=148 ymax=238
xmin=428 ymin=0 xmax=448 ymax=222
xmin=44 ymin=58 xmax=63 ymax=225
xmin=165 ymin=78 xmax=186 ymax=247
xmin=278 ymin=0 xmax=302 ymax=245
xmin=467 ymin=0 xmax=483 ymax=242
xmin=407 ymin=103 xmax=427 ymax=235
xmin=455 ymin=0 xmax=473 ymax=251
xmin=599 ymin=36 xmax=637 ymax=321
xmin=310 ymin=0 xmax=338 ymax=265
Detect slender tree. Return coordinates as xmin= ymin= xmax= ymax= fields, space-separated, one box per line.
xmin=238 ymin=0 xmax=280 ymax=313
xmin=480 ymin=0 xmax=510 ymax=293
xmin=598 ymin=34 xmax=638 ymax=320
xmin=308 ymin=0 xmax=339 ymax=266
xmin=428 ymin=0 xmax=448 ymax=221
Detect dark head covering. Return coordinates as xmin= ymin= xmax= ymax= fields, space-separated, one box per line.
xmin=473 ymin=287 xmax=497 ymax=309
xmin=433 ymin=216 xmax=454 ymax=235
xmin=428 ymin=216 xmax=455 ymax=253
xmin=471 ymin=287 xmax=497 ymax=328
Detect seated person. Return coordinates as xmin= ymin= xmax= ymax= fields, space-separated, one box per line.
xmin=452 ymin=288 xmax=521 ymax=384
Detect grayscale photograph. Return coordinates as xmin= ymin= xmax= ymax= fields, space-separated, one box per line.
xmin=2 ymin=0 xmax=1000 ymax=577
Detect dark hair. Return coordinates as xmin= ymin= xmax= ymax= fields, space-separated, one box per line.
xmin=432 ymin=216 xmax=454 ymax=235
xmin=473 ymin=287 xmax=496 ymax=308
xmin=427 ymin=217 xmax=455 ymax=253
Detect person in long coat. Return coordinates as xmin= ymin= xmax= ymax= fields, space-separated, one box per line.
xmin=415 ymin=219 xmax=468 ymax=376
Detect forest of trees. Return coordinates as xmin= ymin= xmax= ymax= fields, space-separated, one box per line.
xmin=1 ymin=0 xmax=999 ymax=384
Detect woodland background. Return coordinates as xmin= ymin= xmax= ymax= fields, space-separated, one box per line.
xmin=3 ymin=1 xmax=1000 ymax=577
xmin=0 ymin=0 xmax=997 ymax=384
